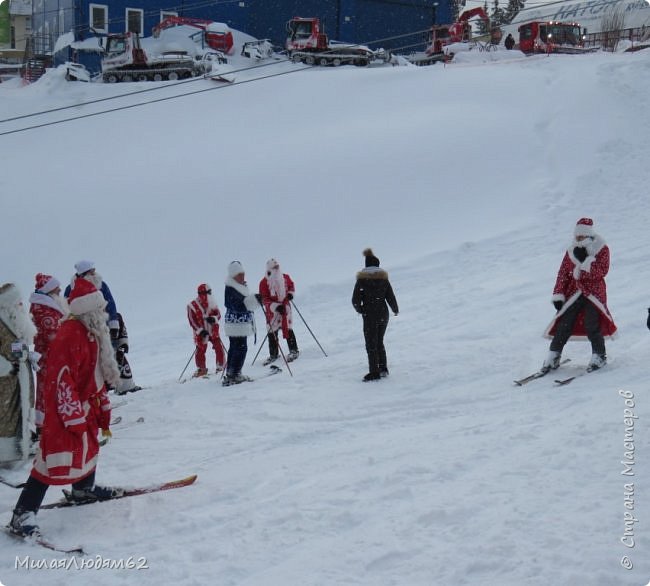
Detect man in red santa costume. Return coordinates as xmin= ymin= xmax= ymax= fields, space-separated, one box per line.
xmin=29 ymin=273 xmax=69 ymax=430
xmin=187 ymin=283 xmax=226 ymax=377
xmin=258 ymin=258 xmax=299 ymax=365
xmin=541 ymin=217 xmax=617 ymax=374
xmin=9 ymin=278 xmax=123 ymax=537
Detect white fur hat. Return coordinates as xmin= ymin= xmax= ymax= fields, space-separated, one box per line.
xmin=228 ymin=261 xmax=245 ymax=278
xmin=74 ymin=259 xmax=95 ymax=275
xmin=266 ymin=258 xmax=280 ymax=273
xmin=574 ymin=218 xmax=595 ymax=238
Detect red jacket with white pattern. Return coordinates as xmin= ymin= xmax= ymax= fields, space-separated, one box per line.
xmin=544 ymin=234 xmax=617 ymax=340
xmin=187 ymin=296 xmax=222 ymax=341
xmin=31 ymin=318 xmax=111 ymax=485
xmin=259 ymin=273 xmax=295 ymax=337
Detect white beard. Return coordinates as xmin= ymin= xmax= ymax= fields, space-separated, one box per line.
xmin=205 ymin=293 xmax=219 ymax=311
xmin=50 ymin=293 xmax=70 ymax=317
xmin=84 ymin=271 xmax=104 ymax=290
xmin=267 ymin=269 xmax=286 ymax=300
xmin=77 ymin=308 xmax=120 ymax=386
xmin=0 ymin=286 xmax=37 ymax=343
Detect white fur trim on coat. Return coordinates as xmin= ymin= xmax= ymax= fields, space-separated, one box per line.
xmin=68 ymin=291 xmax=106 ymax=316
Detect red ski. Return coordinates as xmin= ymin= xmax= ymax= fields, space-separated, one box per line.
xmin=40 ymin=475 xmax=197 ymax=509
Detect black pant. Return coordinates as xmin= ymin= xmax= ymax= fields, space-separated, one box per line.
xmin=363 ymin=316 xmax=388 ymax=375
xmin=268 ymin=329 xmax=298 ymax=358
xmin=550 ymin=295 xmax=605 ymax=356
xmin=227 ymin=336 xmax=247 ymax=376
xmin=15 ymin=471 xmax=96 ymax=514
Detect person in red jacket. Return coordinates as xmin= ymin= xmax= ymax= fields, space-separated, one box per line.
xmin=258 ymin=259 xmax=299 ymax=365
xmin=541 ymin=217 xmax=617 ymax=373
xmin=9 ymin=277 xmax=123 ymax=537
xmin=187 ymin=283 xmax=226 ymax=377
xmin=28 ymin=273 xmax=68 ymax=429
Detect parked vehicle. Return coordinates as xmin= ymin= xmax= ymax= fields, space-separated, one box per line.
xmin=408 ymin=8 xmax=499 ymax=65
xmin=152 ymin=16 xmax=234 ymax=55
xmin=285 ymin=17 xmax=389 ymax=66
xmin=101 ymin=31 xmax=206 ymax=82
xmin=518 ymin=20 xmax=591 ymax=54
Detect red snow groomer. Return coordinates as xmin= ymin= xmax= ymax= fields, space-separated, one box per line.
xmin=152 ymin=16 xmax=235 ymax=55
xmin=285 ymin=16 xmax=390 ymax=66
xmin=408 ymin=7 xmax=499 ymax=65
xmin=517 ymin=21 xmax=589 ymax=54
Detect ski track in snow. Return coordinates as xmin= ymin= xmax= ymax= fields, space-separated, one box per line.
xmin=1 ymin=48 xmax=650 ymax=585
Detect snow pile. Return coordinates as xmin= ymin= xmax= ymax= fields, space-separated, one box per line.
xmin=0 ymin=50 xmax=649 ymax=585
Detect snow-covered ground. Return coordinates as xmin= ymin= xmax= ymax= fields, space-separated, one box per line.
xmin=1 ymin=39 xmax=649 ymax=585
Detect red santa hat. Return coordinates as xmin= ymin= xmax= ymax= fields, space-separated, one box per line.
xmin=34 ymin=273 xmax=61 ymax=294
xmin=574 ymin=218 xmax=595 ymax=238
xmin=197 ymin=283 xmax=212 ymax=295
xmin=68 ymin=277 xmax=105 ymax=316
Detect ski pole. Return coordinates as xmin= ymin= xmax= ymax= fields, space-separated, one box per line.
xmin=257 ymin=298 xmax=293 ymax=376
xmin=251 ymin=330 xmax=269 ymax=365
xmin=291 ymin=300 xmax=327 ymax=357
xmin=178 ymin=348 xmax=196 ymax=382
xmin=218 ymin=337 xmax=228 ymax=380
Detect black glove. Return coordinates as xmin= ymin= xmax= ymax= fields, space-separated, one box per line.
xmin=206 ymin=316 xmax=216 ymax=324
xmin=255 ymin=293 xmax=263 ymax=305
xmin=199 ymin=329 xmax=209 ymax=339
xmin=118 ymin=343 xmax=129 ymax=354
xmin=553 ymin=300 xmax=563 ymax=311
xmin=276 ymin=305 xmax=286 ymax=315
xmin=647 ymin=308 xmax=650 ymax=331
xmin=110 ymin=328 xmax=119 ymax=340
xmin=573 ymin=246 xmax=588 ymax=263
xmin=10 ymin=361 xmax=19 ymax=376
xmin=287 ymin=293 xmax=293 ymax=301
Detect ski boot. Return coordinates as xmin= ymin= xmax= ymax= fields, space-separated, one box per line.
xmin=540 ymin=351 xmax=561 ymax=375
xmin=8 ymin=509 xmax=40 ymax=537
xmin=192 ymin=368 xmax=209 ymax=378
xmin=222 ymin=373 xmax=250 ymax=387
xmin=363 ymin=372 xmax=381 ymax=382
xmin=69 ymin=485 xmax=124 ymax=503
xmin=287 ymin=351 xmax=299 ymax=363
xmin=587 ymin=353 xmax=607 ymax=372
xmin=262 ymin=356 xmax=278 ymax=366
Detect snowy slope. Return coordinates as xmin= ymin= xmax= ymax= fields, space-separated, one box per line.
xmin=1 ymin=47 xmax=650 ymax=585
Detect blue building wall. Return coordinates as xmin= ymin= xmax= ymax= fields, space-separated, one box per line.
xmin=247 ymin=0 xmax=449 ymax=50
xmin=35 ymin=0 xmax=451 ymax=69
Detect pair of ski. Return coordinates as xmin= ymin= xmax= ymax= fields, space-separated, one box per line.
xmin=223 ymin=364 xmax=282 ymax=386
xmin=514 ymin=359 xmax=594 ymax=387
xmin=184 ymin=364 xmax=282 ymax=385
xmin=262 ymin=354 xmax=298 ymax=367
xmin=4 ymin=475 xmax=198 ymax=554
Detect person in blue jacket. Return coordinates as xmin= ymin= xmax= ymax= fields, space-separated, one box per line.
xmin=223 ymin=261 xmax=260 ymax=386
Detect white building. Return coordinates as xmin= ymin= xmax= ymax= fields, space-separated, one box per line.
xmin=0 ymin=0 xmax=32 ymax=62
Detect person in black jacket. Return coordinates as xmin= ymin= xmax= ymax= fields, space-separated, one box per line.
xmin=352 ymin=249 xmax=399 ymax=381
xmin=504 ymin=33 xmax=515 ymax=50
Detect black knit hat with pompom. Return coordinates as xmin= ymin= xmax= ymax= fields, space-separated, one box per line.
xmin=363 ymin=248 xmax=380 ymax=268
